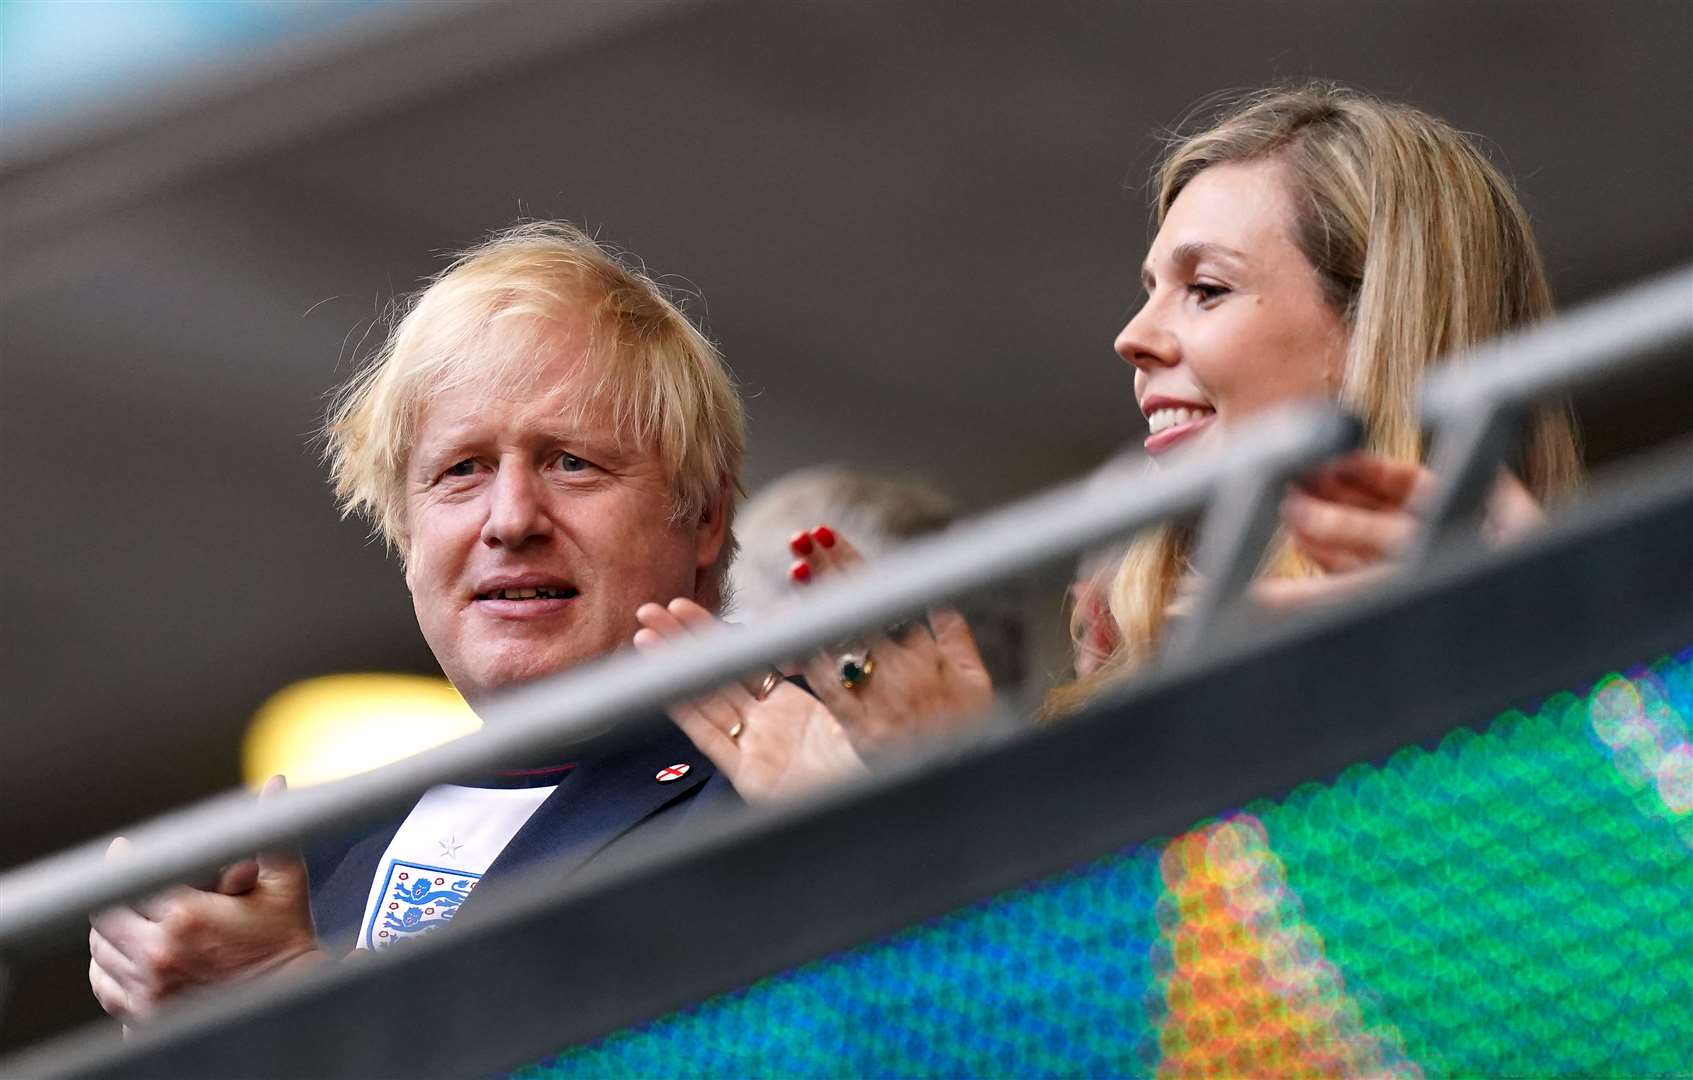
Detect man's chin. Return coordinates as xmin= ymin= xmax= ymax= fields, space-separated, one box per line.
xmin=450 ymin=643 xmax=624 ymax=703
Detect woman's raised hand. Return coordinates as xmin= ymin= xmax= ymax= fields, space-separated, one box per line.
xmin=1255 ymin=452 xmax=1547 ymax=609
xmin=786 ymin=525 xmax=995 ymax=756
xmin=634 ymin=598 xmax=865 ymax=803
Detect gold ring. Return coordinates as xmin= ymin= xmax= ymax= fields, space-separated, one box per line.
xmin=728 ymin=720 xmax=745 ymax=742
xmin=755 ymin=670 xmax=783 ymax=700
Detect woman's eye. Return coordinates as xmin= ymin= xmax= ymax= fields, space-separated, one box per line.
xmin=555 ymin=452 xmax=589 ymax=473
xmin=1189 ymin=282 xmax=1229 ymax=303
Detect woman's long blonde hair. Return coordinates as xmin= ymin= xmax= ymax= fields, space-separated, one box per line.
xmin=1047 ymin=83 xmax=1582 ymax=716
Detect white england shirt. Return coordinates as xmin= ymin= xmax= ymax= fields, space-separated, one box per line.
xmin=356 ymin=784 xmax=554 ymax=951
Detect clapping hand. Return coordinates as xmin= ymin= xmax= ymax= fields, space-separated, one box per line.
xmin=635 ymin=598 xmax=866 ymax=803
xmin=786 ymin=526 xmax=995 ymax=757
xmin=88 ymin=776 xmax=322 ymax=1022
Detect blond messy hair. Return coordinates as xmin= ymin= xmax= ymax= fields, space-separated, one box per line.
xmin=1047 ymin=82 xmax=1583 ymax=716
xmin=323 ymin=220 xmax=746 ymax=607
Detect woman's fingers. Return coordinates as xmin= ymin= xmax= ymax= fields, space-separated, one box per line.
xmin=1283 ymin=489 xmax=1418 ymax=567
xmin=666 ymin=701 xmax=739 ymax=772
xmin=787 ymin=524 xmax=866 ymax=585
xmin=665 ymin=597 xmax=717 ymax=628
xmin=1252 ymin=566 xmax=1392 ymax=612
xmin=928 ymin=608 xmax=981 ymax=668
xmin=651 ymin=593 xmax=781 ymax=702
xmin=1291 ymin=454 xmax=1546 ymax=566
xmin=1286 ymin=539 xmax=1372 ymax=575
xmin=635 ymin=599 xmax=755 ymax=742
xmin=635 ymin=601 xmax=689 ymax=640
xmin=638 ymin=625 xmax=739 ymax=767
xmin=1272 ymin=454 xmax=1545 ymax=610
xmin=1302 ymin=454 xmax=1437 ymax=511
xmin=811 ymin=528 xmax=866 ymax=575
xmin=1300 ymin=468 xmax=1393 ymax=511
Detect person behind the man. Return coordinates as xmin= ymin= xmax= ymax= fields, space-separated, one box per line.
xmin=87 ymin=221 xmax=747 ymax=1019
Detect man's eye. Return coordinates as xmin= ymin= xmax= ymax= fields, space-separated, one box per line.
xmin=556 ymin=452 xmax=589 ymax=473
xmin=444 ymin=459 xmax=477 ymax=478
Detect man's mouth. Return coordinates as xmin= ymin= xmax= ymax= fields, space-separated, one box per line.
xmin=475 ymin=586 xmax=580 ymax=601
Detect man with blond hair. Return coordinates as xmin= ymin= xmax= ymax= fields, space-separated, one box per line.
xmin=88 ymin=222 xmax=747 ymax=1019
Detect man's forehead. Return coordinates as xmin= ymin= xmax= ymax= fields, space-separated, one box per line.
xmin=417 ymin=372 xmax=620 ymax=433
xmin=408 ymin=339 xmax=647 ymax=460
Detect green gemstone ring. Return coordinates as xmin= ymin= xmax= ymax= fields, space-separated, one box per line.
xmin=837 ymin=650 xmax=875 ymax=691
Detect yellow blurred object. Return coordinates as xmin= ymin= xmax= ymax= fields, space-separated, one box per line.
xmin=243 ymin=674 xmax=481 ymax=789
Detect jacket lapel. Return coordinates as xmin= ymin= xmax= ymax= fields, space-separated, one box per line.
xmin=305 ymin=821 xmax=403 ymax=954
xmin=458 ymin=723 xmax=715 ymax=915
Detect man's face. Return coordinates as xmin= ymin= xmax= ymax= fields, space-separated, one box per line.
xmin=402 ymin=315 xmax=724 ymax=701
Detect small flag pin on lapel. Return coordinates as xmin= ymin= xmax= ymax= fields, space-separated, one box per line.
xmin=655 ymin=763 xmax=691 ymax=783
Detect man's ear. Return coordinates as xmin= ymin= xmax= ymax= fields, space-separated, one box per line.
xmin=692 ymin=478 xmax=731 ymax=573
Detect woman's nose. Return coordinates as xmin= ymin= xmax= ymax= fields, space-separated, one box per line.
xmin=1114 ymin=300 xmax=1178 ymax=372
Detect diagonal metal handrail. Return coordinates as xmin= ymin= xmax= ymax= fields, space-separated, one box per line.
xmin=2 ymin=264 xmax=1687 ymax=951
xmin=0 ymin=401 xmax=1353 ymax=949
xmin=1412 ymin=264 xmax=1693 ymax=555
xmin=1 ymin=262 xmax=1687 ymax=1076
xmin=1421 ymin=265 xmax=1693 ymax=420
xmin=15 ymin=432 xmax=1693 ymax=1080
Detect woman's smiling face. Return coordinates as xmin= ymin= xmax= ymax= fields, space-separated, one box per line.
xmin=1116 ymin=159 xmax=1350 ymax=458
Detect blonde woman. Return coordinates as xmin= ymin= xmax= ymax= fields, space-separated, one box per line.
xmin=1048 ymin=81 xmax=1580 ymax=710
xmin=650 ymin=83 xmax=1582 ymax=790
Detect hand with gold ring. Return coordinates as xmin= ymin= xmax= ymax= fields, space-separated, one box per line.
xmin=787 ymin=525 xmax=995 ymax=757
xmin=634 ymin=598 xmax=865 ymax=803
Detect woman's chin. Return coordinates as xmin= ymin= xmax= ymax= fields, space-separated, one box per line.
xmin=1145 ymin=418 xmax=1220 ymax=465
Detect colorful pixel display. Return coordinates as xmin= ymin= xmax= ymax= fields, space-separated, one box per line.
xmin=520 ymin=647 xmax=1693 ymax=1078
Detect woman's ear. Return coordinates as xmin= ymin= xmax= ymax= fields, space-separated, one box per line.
xmin=1322 ymin=324 xmax=1351 ymax=393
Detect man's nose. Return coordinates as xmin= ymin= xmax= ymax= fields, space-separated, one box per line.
xmin=1114 ymin=299 xmax=1179 ymax=373
xmin=481 ymin=463 xmax=553 ymax=548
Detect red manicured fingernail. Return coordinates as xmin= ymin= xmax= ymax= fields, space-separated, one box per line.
xmin=788 ymin=530 xmax=814 ymax=556
xmin=789 ymin=560 xmax=812 ymax=583
xmin=812 ymin=525 xmax=836 ymax=549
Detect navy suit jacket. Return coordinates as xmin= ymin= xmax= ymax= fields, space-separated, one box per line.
xmin=305 ymin=722 xmax=737 ymax=954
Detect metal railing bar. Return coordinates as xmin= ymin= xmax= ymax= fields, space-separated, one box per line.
xmin=1410 ymin=400 xmax=1523 ymax=562
xmin=1420 ymin=264 xmax=1693 ymax=420
xmin=17 ymin=437 xmax=1692 ymax=1080
xmin=5 ymin=262 xmax=1687 ymax=948
xmin=0 ymin=403 xmax=1353 ymax=948
xmin=1164 ymin=413 xmax=1363 ymax=658
xmin=1407 ymin=261 xmax=1692 ymax=562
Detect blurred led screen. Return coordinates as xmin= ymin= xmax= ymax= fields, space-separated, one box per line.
xmin=519 ymin=647 xmax=1692 ymax=1077
xmin=2 ymin=0 xmax=394 ymax=134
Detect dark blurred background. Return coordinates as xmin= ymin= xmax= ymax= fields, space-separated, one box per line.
xmin=3 ymin=0 xmax=1690 ymax=1049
